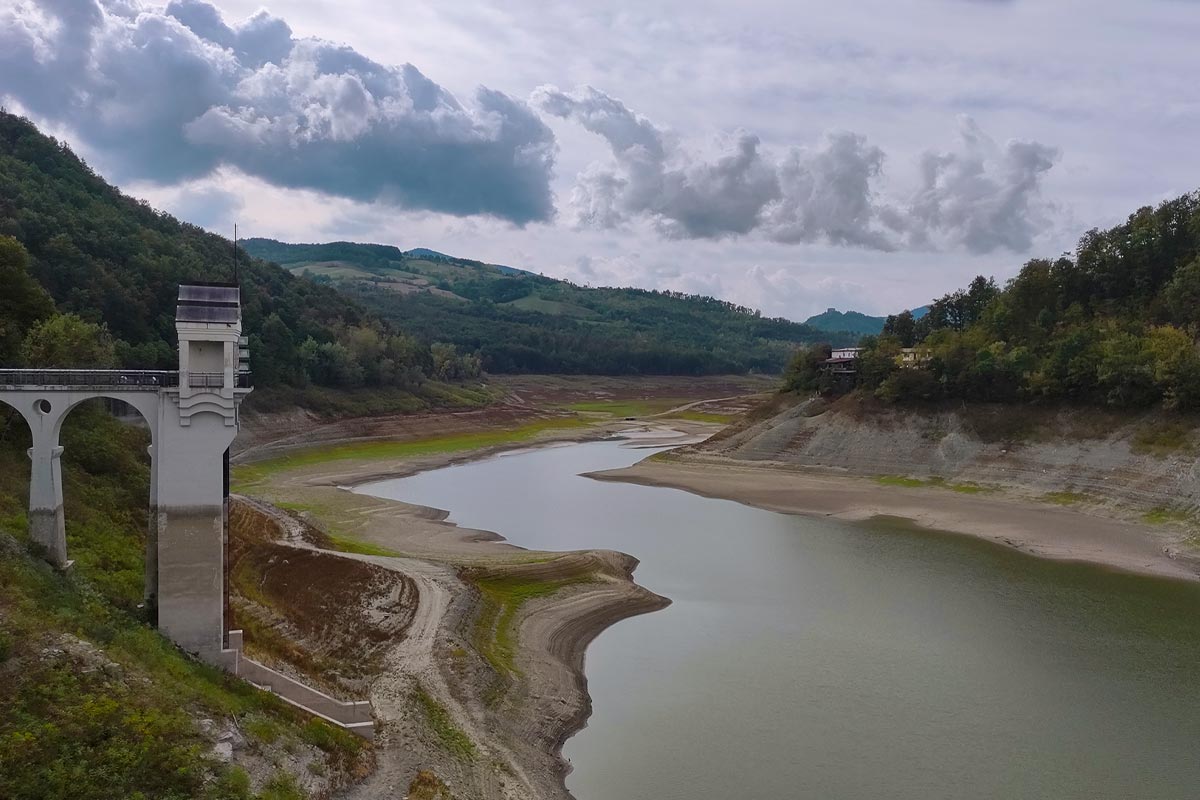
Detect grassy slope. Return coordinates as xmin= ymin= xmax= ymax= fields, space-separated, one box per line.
xmin=0 ymin=409 xmax=370 ymax=800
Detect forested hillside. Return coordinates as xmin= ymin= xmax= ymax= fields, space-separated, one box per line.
xmin=786 ymin=192 xmax=1200 ymax=410
xmin=244 ymin=238 xmax=847 ymax=374
xmin=0 ymin=111 xmax=482 ymax=397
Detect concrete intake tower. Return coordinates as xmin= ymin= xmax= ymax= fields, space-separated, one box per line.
xmin=0 ymin=283 xmax=251 ymax=667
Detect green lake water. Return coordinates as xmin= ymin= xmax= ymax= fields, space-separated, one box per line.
xmin=359 ymin=439 xmax=1200 ymax=800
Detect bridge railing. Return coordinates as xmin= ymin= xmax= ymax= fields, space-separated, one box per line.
xmin=0 ymin=369 xmax=180 ymax=389
xmin=0 ymin=369 xmax=253 ymax=390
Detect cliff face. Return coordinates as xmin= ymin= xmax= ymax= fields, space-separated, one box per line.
xmin=691 ymin=395 xmax=1200 ymax=516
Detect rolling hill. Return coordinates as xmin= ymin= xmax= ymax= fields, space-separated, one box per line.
xmin=242 ymin=238 xmax=855 ymax=375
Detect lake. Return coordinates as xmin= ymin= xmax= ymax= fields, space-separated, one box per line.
xmin=358 ymin=438 xmax=1200 ymax=800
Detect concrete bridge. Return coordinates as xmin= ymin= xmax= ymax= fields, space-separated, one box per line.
xmin=0 ymin=284 xmax=376 ymax=737
xmin=0 ymin=284 xmax=250 ymax=666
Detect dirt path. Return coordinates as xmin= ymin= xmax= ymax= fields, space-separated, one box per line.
xmin=646 ymin=393 xmax=763 ymax=418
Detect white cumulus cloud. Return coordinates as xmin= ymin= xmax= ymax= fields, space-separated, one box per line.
xmin=534 ymin=85 xmax=1059 ymax=253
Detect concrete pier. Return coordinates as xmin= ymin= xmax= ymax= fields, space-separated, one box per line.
xmin=27 ymin=438 xmax=66 ymax=566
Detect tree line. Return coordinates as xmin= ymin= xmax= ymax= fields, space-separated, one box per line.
xmin=785 ymin=191 xmax=1200 ymax=410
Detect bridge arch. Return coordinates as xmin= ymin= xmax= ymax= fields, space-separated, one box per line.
xmin=50 ymin=393 xmax=160 ymax=448
xmin=0 ymin=389 xmax=162 ymax=576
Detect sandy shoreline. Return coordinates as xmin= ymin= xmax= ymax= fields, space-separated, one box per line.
xmin=590 ymin=455 xmax=1200 ymax=582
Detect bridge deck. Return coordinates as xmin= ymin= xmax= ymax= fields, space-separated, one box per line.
xmin=0 ymin=370 xmax=251 ymax=390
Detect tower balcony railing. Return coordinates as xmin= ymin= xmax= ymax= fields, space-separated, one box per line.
xmin=185 ymin=372 xmax=254 ymax=389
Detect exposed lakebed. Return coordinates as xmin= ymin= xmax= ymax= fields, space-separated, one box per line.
xmin=358 ymin=437 xmax=1200 ymax=800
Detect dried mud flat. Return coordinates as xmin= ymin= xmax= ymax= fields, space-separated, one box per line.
xmin=230 ymin=414 xmax=713 ymax=800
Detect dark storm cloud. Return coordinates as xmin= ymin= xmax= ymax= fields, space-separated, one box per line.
xmin=0 ymin=0 xmax=557 ymax=224
xmin=535 ymin=85 xmax=1059 ymax=253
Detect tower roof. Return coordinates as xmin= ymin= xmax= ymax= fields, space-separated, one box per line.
xmin=176 ymin=283 xmax=240 ymax=324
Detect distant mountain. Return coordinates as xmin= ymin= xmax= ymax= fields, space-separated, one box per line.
xmin=403 ymin=247 xmax=452 ymax=259
xmin=243 ymin=238 xmax=854 ymax=374
xmin=804 ymin=308 xmax=886 ymax=336
xmin=803 ymin=305 xmax=930 ymax=337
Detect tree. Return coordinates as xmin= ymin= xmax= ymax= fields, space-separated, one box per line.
xmin=782 ymin=343 xmax=832 ymax=392
xmin=254 ymin=313 xmax=302 ymax=386
xmin=1096 ymin=332 xmax=1155 ymax=408
xmin=0 ymin=236 xmax=53 ymax=363
xmin=883 ymin=311 xmax=917 ymax=347
xmin=856 ymin=336 xmax=901 ymax=390
xmin=1163 ymin=258 xmax=1200 ymax=327
xmin=1146 ymin=325 xmax=1200 ymax=409
xmin=21 ymin=313 xmax=116 ymax=368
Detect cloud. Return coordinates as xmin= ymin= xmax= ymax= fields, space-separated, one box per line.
xmin=165 ymin=184 xmax=244 ymax=232
xmin=0 ymin=0 xmax=556 ymax=224
xmin=535 ymin=85 xmax=1058 ymax=253
xmin=902 ymin=117 xmax=1060 ymax=253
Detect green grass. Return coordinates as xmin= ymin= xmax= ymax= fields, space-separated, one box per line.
xmin=256 ymin=771 xmax=306 ymax=800
xmin=875 ymin=475 xmax=995 ymax=494
xmin=503 ymin=295 xmax=597 ymax=318
xmin=268 ymin=500 xmax=401 ymax=557
xmin=407 ymin=770 xmax=454 ymax=800
xmin=290 ymin=262 xmax=377 ymax=280
xmin=472 ymin=574 xmax=590 ymax=680
xmin=412 ymin=685 xmax=475 ymax=759
xmin=1042 ymin=490 xmax=1089 ymax=505
xmin=876 ymin=475 xmax=927 ymax=488
xmin=1142 ymin=507 xmax=1192 ymax=525
xmin=324 ymin=534 xmax=400 ymax=557
xmin=0 ymin=534 xmax=370 ymax=800
xmin=949 ymin=482 xmax=993 ymax=494
xmin=244 ymin=713 xmax=286 ymax=745
xmin=1131 ymin=420 xmax=1197 ymax=457
xmin=232 ymin=417 xmax=589 ymax=489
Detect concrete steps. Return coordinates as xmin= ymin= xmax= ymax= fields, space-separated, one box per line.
xmin=225 ymin=630 xmax=375 ymax=740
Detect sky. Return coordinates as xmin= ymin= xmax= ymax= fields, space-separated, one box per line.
xmin=2 ymin=1 xmax=1199 ymax=320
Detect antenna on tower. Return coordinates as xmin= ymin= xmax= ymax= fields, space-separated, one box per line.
xmin=233 ymin=223 xmax=240 ymax=285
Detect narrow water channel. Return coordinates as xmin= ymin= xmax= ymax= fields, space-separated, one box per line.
xmin=358 ymin=438 xmax=1200 ymax=800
